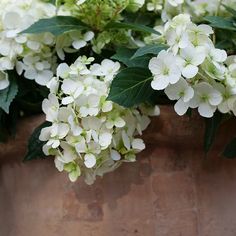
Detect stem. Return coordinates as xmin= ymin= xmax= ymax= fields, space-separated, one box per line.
xmin=213 ymin=0 xmax=223 ymax=45
xmin=215 ymin=0 xmax=223 ymax=16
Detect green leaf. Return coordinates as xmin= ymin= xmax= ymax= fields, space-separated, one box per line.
xmin=205 ymin=16 xmax=236 ymax=31
xmin=111 ymin=47 xmax=151 ymax=68
xmin=204 ymin=112 xmax=223 ymax=153
xmin=223 ymin=137 xmax=236 ymax=159
xmin=131 ymin=44 xmax=168 ymax=59
xmin=24 ymin=121 xmax=51 ymax=162
xmin=0 ymin=71 xmax=18 ymax=114
xmin=21 ymin=16 xmax=89 ymax=36
xmin=107 ymin=67 xmax=153 ymax=107
xmin=105 ymin=22 xmax=160 ymax=35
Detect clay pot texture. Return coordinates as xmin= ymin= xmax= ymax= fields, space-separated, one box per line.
xmin=1 ymin=106 xmax=236 ymax=236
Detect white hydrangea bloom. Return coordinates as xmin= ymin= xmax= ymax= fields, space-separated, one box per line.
xmin=149 ymin=50 xmax=181 ymax=90
xmin=0 ymin=0 xmax=95 ymax=90
xmin=0 ymin=0 xmax=56 ymax=89
xmin=40 ymin=56 xmax=159 ymax=184
xmin=148 ymin=13 xmax=236 ymax=118
xmin=189 ymin=82 xmax=222 ymax=118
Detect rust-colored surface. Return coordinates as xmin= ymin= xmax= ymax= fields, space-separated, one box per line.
xmin=1 ymin=107 xmax=236 ymax=236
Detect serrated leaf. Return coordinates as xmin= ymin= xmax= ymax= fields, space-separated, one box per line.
xmin=131 ymin=44 xmax=168 ymax=59
xmin=105 ymin=22 xmax=160 ymax=35
xmin=204 ymin=112 xmax=223 ymax=153
xmin=0 ymin=71 xmax=18 ymax=114
xmin=21 ymin=16 xmax=89 ymax=36
xmin=24 ymin=121 xmax=51 ymax=162
xmin=205 ymin=16 xmax=236 ymax=31
xmin=223 ymin=137 xmax=236 ymax=159
xmin=107 ymin=67 xmax=153 ymax=107
xmin=111 ymin=47 xmax=151 ymax=68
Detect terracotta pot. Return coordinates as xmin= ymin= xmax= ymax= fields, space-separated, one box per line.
xmin=1 ymin=106 xmax=236 ymax=236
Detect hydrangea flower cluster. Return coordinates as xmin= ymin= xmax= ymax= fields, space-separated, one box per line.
xmin=148 ymin=14 xmax=236 ymax=118
xmin=0 ymin=0 xmax=56 ymax=89
xmin=0 ymin=0 xmax=95 ymax=90
xmin=39 ymin=56 xmax=159 ymax=184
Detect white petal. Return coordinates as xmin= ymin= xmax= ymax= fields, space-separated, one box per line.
xmin=62 ymin=96 xmax=74 ymax=105
xmin=57 ymin=63 xmax=70 ymax=78
xmin=198 ymin=103 xmax=215 ymax=118
xmin=99 ymin=132 xmax=112 ymax=147
xmin=84 ymin=153 xmax=96 ymax=168
xmin=122 ymin=131 xmax=131 ymax=150
xmin=75 ymin=139 xmax=87 ymax=153
xmin=35 ymin=70 xmax=53 ymax=86
xmin=165 ymin=84 xmax=180 ymax=100
xmin=83 ymin=31 xmax=94 ymax=41
xmin=111 ymin=150 xmax=121 ymax=161
xmin=24 ymin=68 xmax=37 ymax=80
xmin=211 ymin=49 xmax=227 ymax=63
xmin=72 ymin=40 xmax=86 ymax=49
xmin=132 ymin=138 xmax=145 ymax=151
xmin=102 ymin=101 xmax=113 ymax=112
xmin=182 ymin=65 xmax=198 ymax=79
xmin=174 ymin=99 xmax=189 ymax=116
xmin=114 ymin=117 xmax=126 ymax=128
xmin=3 ymin=12 xmax=21 ymax=29
xmin=209 ymin=91 xmax=222 ymax=106
xmin=0 ymin=71 xmax=9 ymax=90
xmin=183 ymin=86 xmax=194 ymax=102
xmin=148 ymin=57 xmax=162 ymax=75
xmin=57 ymin=123 xmax=70 ymax=139
xmin=39 ymin=127 xmax=52 ymax=141
xmin=54 ymin=157 xmax=64 ymax=172
xmin=151 ymin=77 xmax=169 ymax=90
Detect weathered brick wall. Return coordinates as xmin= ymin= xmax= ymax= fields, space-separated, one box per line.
xmin=1 ymin=106 xmax=236 ymax=236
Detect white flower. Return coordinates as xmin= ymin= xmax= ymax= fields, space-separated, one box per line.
xmin=209 ymin=48 xmax=227 ymax=63
xmin=178 ymin=46 xmax=206 ymax=79
xmin=0 ymin=0 xmax=56 ymax=89
xmin=188 ymin=24 xmax=213 ymax=47
xmin=165 ymin=78 xmax=194 ymax=115
xmin=76 ymin=94 xmax=100 ymax=117
xmin=40 ymin=57 xmax=158 ymax=184
xmin=17 ymin=55 xmax=53 ymax=86
xmin=189 ymin=82 xmax=222 ymax=117
xmin=61 ymin=79 xmax=84 ymax=105
xmin=149 ymin=50 xmax=181 ymax=90
xmin=90 ymin=59 xmax=120 ymax=82
xmin=166 ymin=29 xmax=189 ymax=55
